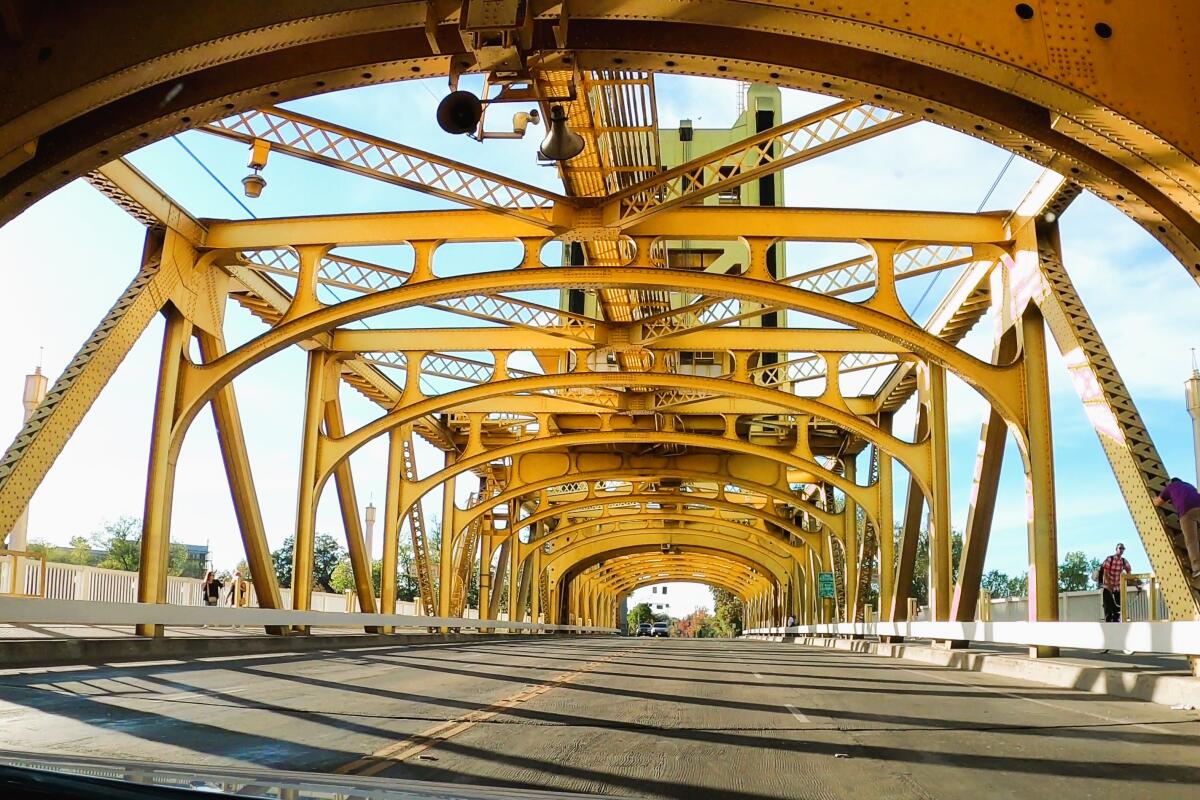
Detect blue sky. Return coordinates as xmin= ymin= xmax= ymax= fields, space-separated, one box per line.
xmin=0 ymin=76 xmax=1195 ymax=615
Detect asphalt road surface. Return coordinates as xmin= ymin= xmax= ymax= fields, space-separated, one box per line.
xmin=1 ymin=636 xmax=1198 ymax=798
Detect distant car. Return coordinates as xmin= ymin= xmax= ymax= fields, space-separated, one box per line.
xmin=635 ymin=622 xmax=653 ymax=636
xmin=651 ymin=621 xmax=669 ymax=638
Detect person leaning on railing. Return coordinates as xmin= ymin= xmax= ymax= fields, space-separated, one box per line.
xmin=1152 ymin=477 xmax=1200 ymax=579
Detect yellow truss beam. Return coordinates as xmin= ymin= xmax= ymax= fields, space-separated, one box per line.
xmin=602 ymin=101 xmax=912 ymax=227
xmin=202 ymin=206 xmax=1012 ymax=250
xmin=202 ymin=106 xmax=570 ymax=228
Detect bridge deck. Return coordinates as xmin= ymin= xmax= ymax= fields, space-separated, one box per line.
xmin=1 ymin=637 xmax=1198 ymax=798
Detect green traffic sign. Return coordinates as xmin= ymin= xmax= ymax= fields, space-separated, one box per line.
xmin=817 ymin=571 xmax=836 ymax=599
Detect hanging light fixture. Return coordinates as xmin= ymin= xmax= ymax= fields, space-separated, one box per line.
xmin=538 ymin=105 xmax=584 ymax=161
xmin=436 ymin=90 xmax=484 ymax=135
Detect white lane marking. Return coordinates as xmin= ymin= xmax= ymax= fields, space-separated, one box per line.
xmin=753 ymin=672 xmax=764 ymax=681
xmin=896 ymin=666 xmax=1177 ymax=734
xmin=784 ymin=704 xmax=811 ymax=723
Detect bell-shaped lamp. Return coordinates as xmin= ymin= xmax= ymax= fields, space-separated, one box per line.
xmin=539 ymin=105 xmax=585 ymax=161
xmin=242 ymin=170 xmax=266 ymax=199
xmin=437 ymin=90 xmax=483 ymax=135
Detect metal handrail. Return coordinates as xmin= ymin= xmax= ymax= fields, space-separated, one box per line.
xmin=1120 ymin=571 xmax=1158 ymax=622
xmin=0 ymin=548 xmax=47 ymax=598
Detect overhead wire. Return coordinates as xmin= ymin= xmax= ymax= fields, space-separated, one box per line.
xmin=910 ymin=151 xmax=1016 ymax=320
xmin=852 ymin=150 xmax=1018 ymax=397
xmin=171 ymin=135 xmax=257 ymax=219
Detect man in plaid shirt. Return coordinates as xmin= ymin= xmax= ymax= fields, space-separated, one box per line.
xmin=1099 ymin=543 xmax=1132 ymax=622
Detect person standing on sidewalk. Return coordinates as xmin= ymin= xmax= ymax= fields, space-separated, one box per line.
xmin=1152 ymin=477 xmax=1200 ymax=579
xmin=1099 ymin=544 xmax=1132 ymax=622
xmin=202 ymin=571 xmax=223 ymax=607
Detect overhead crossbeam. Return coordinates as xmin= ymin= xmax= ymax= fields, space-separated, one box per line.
xmin=201 ymin=107 xmax=570 ymax=227
xmin=604 ymin=101 xmax=912 ymax=226
xmin=237 ymin=248 xmax=601 ymax=344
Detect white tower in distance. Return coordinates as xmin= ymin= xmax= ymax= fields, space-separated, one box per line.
xmin=1186 ymin=349 xmax=1200 ymax=485
xmin=6 ymin=365 xmax=48 ymax=591
xmin=364 ymin=502 xmax=377 ymax=561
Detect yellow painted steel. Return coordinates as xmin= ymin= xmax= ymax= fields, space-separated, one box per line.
xmin=0 ymin=3 xmax=1197 ymax=644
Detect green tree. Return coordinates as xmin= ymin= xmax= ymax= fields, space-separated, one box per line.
xmin=370 ymin=559 xmax=384 ymax=596
xmin=981 ymin=569 xmax=1014 ymax=598
xmin=168 ymin=542 xmax=200 ymax=577
xmin=330 ymin=558 xmax=356 ymax=593
xmin=395 ymin=540 xmax=420 ymax=601
xmin=272 ymin=535 xmax=294 ymax=588
xmin=697 ymin=613 xmax=726 ymax=638
xmin=25 ymin=539 xmax=50 ymax=558
xmin=711 ymin=587 xmax=743 ymax=637
xmin=94 ymin=516 xmax=141 ymax=572
xmin=312 ymin=533 xmax=343 ymax=591
xmin=627 ymin=602 xmax=654 ymax=628
xmin=1059 ymin=550 xmax=1101 ymax=592
xmin=67 ymin=535 xmax=97 ymax=565
xmin=270 ymin=533 xmax=346 ymax=591
xmin=896 ymin=527 xmax=964 ymax=607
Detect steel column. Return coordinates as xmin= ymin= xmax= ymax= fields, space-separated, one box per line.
xmin=438 ymin=455 xmax=456 ymax=626
xmin=323 ymin=395 xmax=380 ymax=625
xmin=951 ymin=328 xmax=1018 ymax=622
xmin=1021 ymin=305 xmax=1061 ymax=656
xmin=135 ymin=304 xmax=190 ymax=638
xmin=379 ymin=429 xmax=403 ymax=633
xmin=890 ymin=405 xmax=928 ymax=623
xmin=843 ymin=455 xmax=859 ymax=619
xmin=290 ymin=349 xmax=328 ymax=629
xmin=197 ymin=330 xmax=285 ymax=634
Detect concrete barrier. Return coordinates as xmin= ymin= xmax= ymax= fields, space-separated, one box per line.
xmin=749 ymin=633 xmax=1200 ymax=709
xmin=0 ymin=631 xmax=610 ymax=668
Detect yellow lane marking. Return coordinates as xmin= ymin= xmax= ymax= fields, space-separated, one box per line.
xmin=336 ymin=650 xmax=620 ymax=777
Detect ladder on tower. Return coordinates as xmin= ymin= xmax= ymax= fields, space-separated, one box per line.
xmin=400 ymin=429 xmax=435 ymax=616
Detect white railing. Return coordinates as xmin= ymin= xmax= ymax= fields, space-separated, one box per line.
xmin=0 ymin=550 xmax=47 ymax=596
xmin=744 ymin=620 xmax=1200 ymax=656
xmin=0 ymin=597 xmax=617 ymax=634
xmin=12 ymin=561 xmax=491 ymax=618
xmin=910 ymin=587 xmax=1170 ymax=623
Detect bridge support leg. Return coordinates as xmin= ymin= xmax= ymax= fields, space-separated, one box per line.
xmin=324 ymin=396 xmax=380 ymax=631
xmin=925 ymin=363 xmax=953 ymax=624
xmin=876 ymin=416 xmax=896 ymax=622
xmin=378 ymin=429 xmax=404 ymax=633
xmin=136 ymin=304 xmax=189 ymax=638
xmin=950 ymin=329 xmax=1016 ymax=629
xmin=887 ymin=405 xmax=927 ymax=639
xmin=290 ymin=349 xmax=329 ymax=634
xmin=843 ymin=456 xmax=860 ymax=623
xmin=1021 ymin=304 xmax=1060 ymax=658
xmin=489 ymin=538 xmax=510 ymax=621
xmin=198 ymin=330 xmax=286 ymax=636
xmin=529 ymin=547 xmax=542 ymax=626
xmin=514 ymin=549 xmax=532 ymax=624
xmin=438 ymin=453 xmax=456 ymax=632
xmin=478 ymin=531 xmax=493 ymax=631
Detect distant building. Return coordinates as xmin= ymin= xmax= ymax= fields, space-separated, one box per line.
xmin=630 ymin=584 xmax=673 ymax=618
xmin=183 ymin=543 xmax=210 ymax=573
